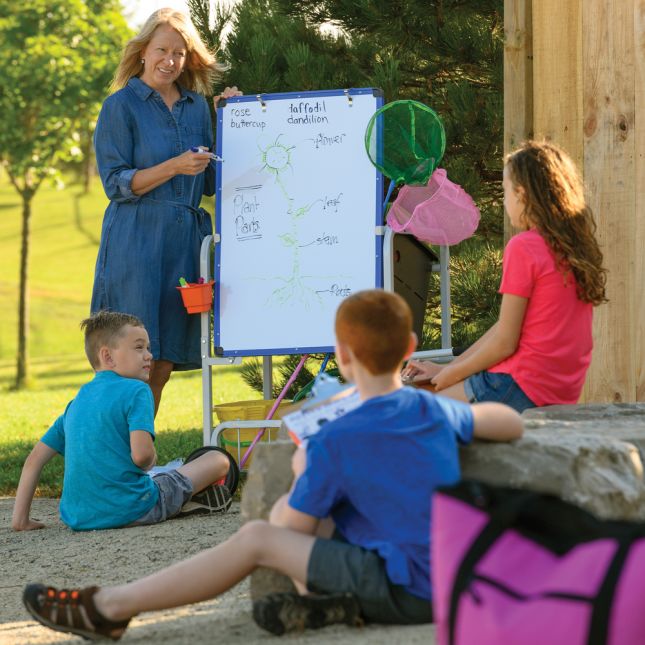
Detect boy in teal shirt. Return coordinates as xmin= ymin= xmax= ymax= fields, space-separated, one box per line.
xmin=12 ymin=311 xmax=231 ymax=532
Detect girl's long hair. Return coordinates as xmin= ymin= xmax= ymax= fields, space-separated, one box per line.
xmin=505 ymin=141 xmax=608 ymax=305
xmin=110 ymin=8 xmax=225 ymax=95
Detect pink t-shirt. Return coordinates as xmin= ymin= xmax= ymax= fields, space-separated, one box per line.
xmin=489 ymin=230 xmax=593 ymax=406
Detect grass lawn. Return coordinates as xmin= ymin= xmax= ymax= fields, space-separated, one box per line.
xmin=0 ymin=176 xmax=261 ymax=497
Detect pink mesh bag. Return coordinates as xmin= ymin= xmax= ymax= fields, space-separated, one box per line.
xmin=387 ymin=168 xmax=480 ymax=245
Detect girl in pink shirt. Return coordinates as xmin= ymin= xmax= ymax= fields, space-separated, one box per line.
xmin=403 ymin=141 xmax=607 ymax=411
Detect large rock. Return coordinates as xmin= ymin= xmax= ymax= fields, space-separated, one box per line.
xmin=240 ymin=403 xmax=645 ymax=597
xmin=240 ymin=441 xmax=297 ymax=599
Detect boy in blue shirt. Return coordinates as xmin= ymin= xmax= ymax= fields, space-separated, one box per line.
xmin=22 ymin=291 xmax=523 ymax=639
xmin=12 ymin=311 xmax=232 ymax=533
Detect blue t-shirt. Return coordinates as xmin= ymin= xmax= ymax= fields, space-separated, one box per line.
xmin=41 ymin=370 xmax=158 ymax=530
xmin=288 ymin=387 xmax=474 ymax=600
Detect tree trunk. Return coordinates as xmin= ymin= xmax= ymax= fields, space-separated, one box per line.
xmin=81 ymin=135 xmax=94 ymax=194
xmin=15 ymin=191 xmax=33 ymax=389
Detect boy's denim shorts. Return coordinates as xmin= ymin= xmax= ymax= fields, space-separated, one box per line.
xmin=464 ymin=371 xmax=536 ymax=413
xmin=307 ymin=534 xmax=433 ymax=625
xmin=129 ymin=470 xmax=194 ymax=526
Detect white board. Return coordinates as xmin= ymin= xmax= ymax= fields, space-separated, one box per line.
xmin=214 ymin=88 xmax=383 ymax=356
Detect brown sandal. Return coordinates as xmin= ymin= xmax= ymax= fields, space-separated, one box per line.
xmin=23 ymin=584 xmax=130 ymax=641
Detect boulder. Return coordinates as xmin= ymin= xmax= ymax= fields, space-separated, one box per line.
xmin=240 ymin=441 xmax=297 ymax=599
xmin=240 ymin=403 xmax=645 ymax=597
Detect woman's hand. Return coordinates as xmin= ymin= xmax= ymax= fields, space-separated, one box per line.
xmin=213 ymin=85 xmax=243 ymax=109
xmin=172 ymin=148 xmax=214 ymax=176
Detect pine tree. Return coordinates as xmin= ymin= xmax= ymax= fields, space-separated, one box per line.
xmin=190 ymin=0 xmax=505 ymax=392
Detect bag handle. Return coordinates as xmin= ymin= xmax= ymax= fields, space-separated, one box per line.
xmin=587 ymin=534 xmax=635 ymax=645
xmin=447 ymin=487 xmax=540 ymax=645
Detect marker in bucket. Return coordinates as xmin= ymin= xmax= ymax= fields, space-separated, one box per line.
xmin=190 ymin=146 xmax=223 ymax=162
xmin=178 ymin=277 xmax=188 ymax=287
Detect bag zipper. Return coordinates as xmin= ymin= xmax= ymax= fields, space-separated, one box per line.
xmin=469 ymin=572 xmax=595 ymax=605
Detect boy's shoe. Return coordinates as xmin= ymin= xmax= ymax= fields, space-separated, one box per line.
xmin=23 ymin=584 xmax=130 ymax=641
xmin=183 ymin=446 xmax=240 ymax=496
xmin=178 ymin=483 xmax=232 ymax=517
xmin=252 ymin=592 xmax=362 ymax=635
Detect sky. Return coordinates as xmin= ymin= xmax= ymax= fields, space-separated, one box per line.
xmin=121 ymin=0 xmax=190 ymax=29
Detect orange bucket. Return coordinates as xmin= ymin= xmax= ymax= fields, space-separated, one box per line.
xmin=177 ymin=280 xmax=214 ymax=314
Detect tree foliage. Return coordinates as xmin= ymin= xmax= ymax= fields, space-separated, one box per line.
xmin=192 ymin=0 xmax=505 ymax=394
xmin=0 ymin=0 xmax=131 ymax=387
xmin=0 ymin=0 xmax=131 ymax=185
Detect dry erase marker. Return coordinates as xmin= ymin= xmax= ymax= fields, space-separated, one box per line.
xmin=190 ymin=146 xmax=223 ymax=162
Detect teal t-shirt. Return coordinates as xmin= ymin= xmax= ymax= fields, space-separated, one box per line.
xmin=41 ymin=370 xmax=158 ymax=530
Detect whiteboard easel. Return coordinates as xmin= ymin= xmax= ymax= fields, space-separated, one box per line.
xmin=214 ymin=88 xmax=384 ymax=356
xmin=200 ymin=88 xmax=453 ymax=445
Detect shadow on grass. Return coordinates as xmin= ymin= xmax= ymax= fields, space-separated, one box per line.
xmin=0 ymin=376 xmax=90 ymax=394
xmin=0 ymin=429 xmax=229 ymax=499
xmin=0 ymin=438 xmax=65 ymax=498
xmin=0 ymin=361 xmax=94 ymax=393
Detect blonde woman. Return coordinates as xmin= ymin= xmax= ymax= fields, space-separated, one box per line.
xmin=91 ymin=9 xmax=240 ymax=413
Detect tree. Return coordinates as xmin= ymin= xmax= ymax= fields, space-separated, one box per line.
xmin=191 ymin=0 xmax=505 ymax=392
xmin=0 ymin=0 xmax=131 ymax=388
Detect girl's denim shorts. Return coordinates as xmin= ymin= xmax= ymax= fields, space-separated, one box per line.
xmin=464 ymin=371 xmax=536 ymax=413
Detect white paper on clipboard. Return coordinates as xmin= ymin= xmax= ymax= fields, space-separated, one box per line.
xmin=282 ymin=388 xmax=362 ymax=445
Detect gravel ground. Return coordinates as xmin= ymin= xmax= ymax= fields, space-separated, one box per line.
xmin=0 ymin=498 xmax=434 ymax=644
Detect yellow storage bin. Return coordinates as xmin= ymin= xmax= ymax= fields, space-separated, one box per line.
xmin=213 ymin=399 xmax=291 ymax=468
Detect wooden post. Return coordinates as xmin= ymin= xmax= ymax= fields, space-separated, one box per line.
xmin=580 ymin=0 xmax=636 ymax=403
xmin=505 ymin=0 xmax=642 ymax=402
xmin=635 ymin=4 xmax=645 ymax=401
xmin=531 ymin=0 xmax=583 ymax=163
xmin=503 ymin=0 xmax=533 ymax=240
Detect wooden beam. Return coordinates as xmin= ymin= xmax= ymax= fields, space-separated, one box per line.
xmin=503 ymin=0 xmax=533 ymax=240
xmin=531 ymin=0 xmax=583 ymax=166
xmin=635 ymin=3 xmax=645 ymax=400
xmin=580 ymin=0 xmax=636 ymax=403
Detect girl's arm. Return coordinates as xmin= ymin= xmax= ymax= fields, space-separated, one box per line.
xmin=403 ymin=315 xmax=510 ymax=383
xmin=451 ymin=323 xmax=500 ymax=363
xmin=12 ymin=442 xmax=58 ymax=531
xmin=432 ymin=293 xmax=528 ymax=391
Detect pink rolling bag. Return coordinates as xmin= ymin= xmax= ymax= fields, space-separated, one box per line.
xmin=432 ymin=480 xmax=645 ymax=645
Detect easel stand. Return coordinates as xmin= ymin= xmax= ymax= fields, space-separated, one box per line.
xmin=200 ymin=227 xmax=454 ymax=448
xmin=199 ymin=234 xmax=241 ymax=446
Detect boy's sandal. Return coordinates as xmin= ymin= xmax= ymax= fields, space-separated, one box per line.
xmin=23 ymin=584 xmax=130 ymax=641
xmin=184 ymin=445 xmax=240 ymax=496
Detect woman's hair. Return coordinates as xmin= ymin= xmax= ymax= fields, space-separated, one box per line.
xmin=505 ymin=141 xmax=608 ymax=305
xmin=110 ymin=8 xmax=224 ymax=95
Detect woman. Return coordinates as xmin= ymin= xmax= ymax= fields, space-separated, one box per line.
xmin=92 ymin=9 xmax=239 ymax=413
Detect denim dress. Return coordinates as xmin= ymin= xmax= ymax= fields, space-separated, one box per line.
xmin=91 ymin=77 xmax=214 ymax=370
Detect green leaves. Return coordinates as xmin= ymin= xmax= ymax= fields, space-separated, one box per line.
xmin=0 ymin=0 xmax=131 ymax=191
